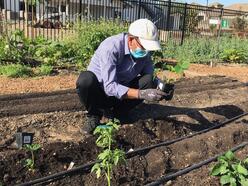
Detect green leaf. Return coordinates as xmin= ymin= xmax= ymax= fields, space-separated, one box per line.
xmin=239 ymin=176 xmax=248 ymax=186
xmin=218 ymin=156 xmax=228 ymax=164
xmin=98 ymin=150 xmax=111 ymax=160
xmin=237 ymin=163 xmax=248 ymax=175
xmin=91 ymin=163 xmax=101 ymax=179
xmin=31 ymin=144 xmax=41 ymax=151
xmin=25 ymin=158 xmax=34 ymax=169
xmin=96 ymin=168 xmax=101 ymax=178
xmin=211 ymin=163 xmax=223 ymax=176
xmin=91 ymin=163 xmax=100 ymax=172
xmin=220 ymin=165 xmax=229 ymax=175
xmin=24 ymin=144 xmax=32 ymax=150
xmin=225 ymin=151 xmax=235 ymax=161
xmin=181 ymin=61 xmax=190 ymax=69
xmin=173 ymin=65 xmax=183 ymax=74
xmin=24 ymin=144 xmax=41 ymax=151
xmin=220 ymin=175 xmax=231 ymax=185
xmin=114 ymin=155 xmax=119 ymax=166
xmin=25 ymin=159 xmax=33 ymax=166
xmin=243 ymin=157 xmax=248 ymax=164
xmin=230 ymin=177 xmax=237 ymax=186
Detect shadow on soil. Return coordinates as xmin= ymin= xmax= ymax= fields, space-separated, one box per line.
xmin=126 ymin=103 xmax=245 ymax=132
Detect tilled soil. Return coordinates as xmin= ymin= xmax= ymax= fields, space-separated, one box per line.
xmin=0 ymin=76 xmax=248 ymax=186
xmin=172 ymin=136 xmax=248 ymax=186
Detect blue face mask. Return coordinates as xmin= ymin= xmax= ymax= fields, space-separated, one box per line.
xmin=130 ymin=48 xmax=149 ymax=59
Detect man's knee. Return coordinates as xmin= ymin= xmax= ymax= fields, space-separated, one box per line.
xmin=139 ymin=74 xmax=154 ymax=89
xmin=76 ymin=71 xmax=98 ymax=90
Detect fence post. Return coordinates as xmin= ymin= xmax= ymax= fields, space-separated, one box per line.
xmin=138 ymin=0 xmax=141 ymax=19
xmin=79 ymin=0 xmax=82 ymax=21
xmin=166 ymin=0 xmax=171 ymax=31
xmin=216 ymin=8 xmax=224 ymax=59
xmin=0 ymin=5 xmax=2 ymax=34
xmin=180 ymin=3 xmax=187 ymax=45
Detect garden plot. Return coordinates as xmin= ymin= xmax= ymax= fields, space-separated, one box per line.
xmin=0 ymin=75 xmax=248 ymax=186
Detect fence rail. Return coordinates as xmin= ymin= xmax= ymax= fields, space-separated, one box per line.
xmin=0 ymin=0 xmax=248 ymax=43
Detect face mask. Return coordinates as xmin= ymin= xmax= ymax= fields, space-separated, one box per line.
xmin=130 ymin=48 xmax=148 ymax=59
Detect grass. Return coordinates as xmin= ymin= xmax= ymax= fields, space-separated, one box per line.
xmin=0 ymin=64 xmax=53 ymax=78
xmin=0 ymin=64 xmax=33 ymax=78
xmin=36 ymin=65 xmax=53 ymax=76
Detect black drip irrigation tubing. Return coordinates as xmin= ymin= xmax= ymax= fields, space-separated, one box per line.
xmin=145 ymin=141 xmax=248 ymax=186
xmin=126 ymin=112 xmax=248 ymax=157
xmin=16 ymin=112 xmax=248 ymax=186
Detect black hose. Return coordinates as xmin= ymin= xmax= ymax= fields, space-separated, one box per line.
xmin=126 ymin=112 xmax=248 ymax=157
xmin=145 ymin=141 xmax=248 ymax=186
xmin=16 ymin=112 xmax=248 ymax=186
xmin=16 ymin=160 xmax=100 ymax=186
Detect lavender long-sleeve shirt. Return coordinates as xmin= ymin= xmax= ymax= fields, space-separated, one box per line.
xmin=87 ymin=33 xmax=154 ymax=99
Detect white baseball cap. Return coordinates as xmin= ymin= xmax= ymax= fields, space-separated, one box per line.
xmin=128 ymin=19 xmax=161 ymax=51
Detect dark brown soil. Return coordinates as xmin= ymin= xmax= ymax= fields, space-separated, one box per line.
xmin=0 ymin=76 xmax=248 ymax=186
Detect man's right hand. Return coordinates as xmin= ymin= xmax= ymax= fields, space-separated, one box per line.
xmin=138 ymin=89 xmax=166 ymax=102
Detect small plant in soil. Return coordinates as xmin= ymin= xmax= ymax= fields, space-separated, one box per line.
xmin=210 ymin=150 xmax=248 ymax=186
xmin=23 ymin=144 xmax=41 ymax=171
xmin=165 ymin=58 xmax=190 ymax=76
xmin=91 ymin=119 xmax=126 ymax=186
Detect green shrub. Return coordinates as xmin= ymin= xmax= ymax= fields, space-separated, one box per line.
xmin=162 ymin=36 xmax=248 ymax=64
xmin=36 ymin=65 xmax=53 ymax=76
xmin=1 ymin=30 xmax=33 ymax=63
xmin=0 ymin=64 xmax=32 ymax=77
xmin=34 ymin=41 xmax=70 ymax=65
xmin=63 ymin=20 xmax=128 ymax=69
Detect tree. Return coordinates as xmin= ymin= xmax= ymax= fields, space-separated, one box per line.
xmin=185 ymin=7 xmax=199 ymax=34
xmin=233 ymin=16 xmax=246 ymax=31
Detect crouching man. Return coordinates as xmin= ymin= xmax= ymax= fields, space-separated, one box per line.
xmin=76 ymin=19 xmax=172 ymax=134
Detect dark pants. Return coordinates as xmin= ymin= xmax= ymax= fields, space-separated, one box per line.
xmin=76 ymin=71 xmax=153 ymax=117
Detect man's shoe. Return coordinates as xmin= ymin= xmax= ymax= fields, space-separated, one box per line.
xmin=81 ymin=114 xmax=101 ymax=135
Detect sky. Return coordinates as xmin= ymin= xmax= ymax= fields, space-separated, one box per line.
xmin=185 ymin=0 xmax=248 ymax=7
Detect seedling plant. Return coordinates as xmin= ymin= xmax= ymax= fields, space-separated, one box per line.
xmin=91 ymin=119 xmax=126 ymax=186
xmin=211 ymin=150 xmax=248 ymax=186
xmin=152 ymin=49 xmax=190 ymax=84
xmin=23 ymin=144 xmax=41 ymax=171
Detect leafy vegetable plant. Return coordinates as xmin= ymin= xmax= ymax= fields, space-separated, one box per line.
xmin=91 ymin=119 xmax=125 ymax=186
xmin=210 ymin=150 xmax=248 ymax=186
xmin=220 ymin=49 xmax=247 ymax=63
xmin=23 ymin=144 xmax=41 ymax=171
xmin=165 ymin=58 xmax=190 ymax=75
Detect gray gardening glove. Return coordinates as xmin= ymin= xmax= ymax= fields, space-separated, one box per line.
xmin=138 ymin=89 xmax=166 ymax=102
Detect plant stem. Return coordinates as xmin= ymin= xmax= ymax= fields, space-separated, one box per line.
xmin=107 ymin=163 xmax=111 ymax=186
xmin=107 ymin=134 xmax=111 ymax=186
xmin=31 ymin=151 xmax=34 ymax=169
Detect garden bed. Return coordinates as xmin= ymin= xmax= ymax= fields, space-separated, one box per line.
xmin=0 ymin=75 xmax=248 ymax=185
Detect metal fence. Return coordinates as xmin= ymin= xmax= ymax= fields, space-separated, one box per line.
xmin=0 ymin=0 xmax=248 ymax=44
